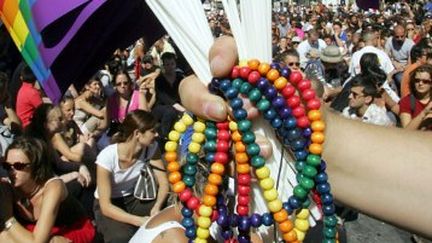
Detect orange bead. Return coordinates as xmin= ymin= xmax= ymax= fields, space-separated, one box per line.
xmin=266 ymin=69 xmax=280 ymax=82
xmin=235 ymin=141 xmax=246 ymax=153
xmin=202 ymin=194 xmax=217 ymax=206
xmin=309 ymin=143 xmax=323 ymax=155
xmin=248 ymin=59 xmax=260 ymax=70
xmin=274 ymin=77 xmax=288 ymax=90
xmin=279 ymin=220 xmax=294 ymax=233
xmin=172 ymin=181 xmax=186 ymax=193
xmin=282 ymin=230 xmax=297 ymax=242
xmin=167 ymin=161 xmax=181 ymax=172
xmin=311 ymin=120 xmax=325 ymax=132
xmin=235 ymin=152 xmax=249 ymax=164
xmin=231 ymin=131 xmax=242 ymax=142
xmin=168 ymin=171 xmax=182 ymax=184
xmin=236 ymin=163 xmax=250 ymax=174
xmin=211 ymin=162 xmax=225 ymax=175
xmin=258 ymin=62 xmax=271 ymax=75
xmin=311 ymin=132 xmax=324 ymax=144
xmin=164 ymin=152 xmax=177 ymax=162
xmin=204 ymin=184 xmax=219 ymax=196
xmin=273 ymin=209 xmax=288 ymax=223
xmin=208 ymin=173 xmax=222 ymax=185
xmin=307 ymin=110 xmax=321 ymax=121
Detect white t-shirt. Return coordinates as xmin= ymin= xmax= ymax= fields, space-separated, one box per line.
xmin=94 ymin=142 xmax=159 ymax=199
xmin=384 ymin=37 xmax=415 ymax=64
xmin=297 ymin=39 xmax=327 ymax=68
xmin=349 ymin=46 xmax=394 ymax=76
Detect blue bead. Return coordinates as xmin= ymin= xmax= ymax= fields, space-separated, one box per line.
xmin=185 ymin=226 xmax=196 ymax=238
xmin=182 ymin=217 xmax=195 ymax=228
xmin=321 ymin=193 xmax=334 ymax=205
xmin=322 ymin=204 xmax=336 ymax=216
xmin=181 ymin=207 xmax=193 ymax=217
xmin=303 ymin=127 xmax=312 ymax=137
xmin=225 ymin=87 xmax=239 ymax=99
xmin=257 ymin=78 xmax=269 ymax=89
xmin=264 ymin=86 xmax=277 ymax=100
xmin=205 ymin=153 xmax=215 ymax=163
xmin=271 ymin=118 xmax=283 ymax=128
xmin=219 ymin=79 xmax=231 ymax=91
xmin=270 ymin=62 xmax=280 ymax=70
xmin=240 ymin=82 xmax=253 ymax=94
xmin=221 ymin=229 xmax=233 ymax=240
xmin=315 ymin=172 xmax=328 ymax=184
xmin=230 ymin=214 xmax=239 ymax=227
xmin=288 ymin=196 xmax=301 ymax=209
xmin=281 ymin=67 xmax=291 ymax=78
xmin=238 ymin=216 xmax=251 ymax=231
xmin=264 ymin=109 xmax=277 ymax=120
xmin=232 ymin=78 xmax=243 ymax=89
xmin=261 ymin=213 xmax=274 ymax=226
xmin=250 ymin=213 xmax=262 ymax=227
xmin=317 ymin=182 xmax=331 ymax=194
xmin=283 ymin=202 xmax=293 ymax=214
xmin=242 ymin=131 xmax=256 ymax=144
xmin=284 ymin=117 xmax=297 ymax=129
xmin=230 ymin=98 xmax=243 ymax=109
xmin=234 ymin=109 xmax=248 ymax=120
xmin=272 ymin=96 xmax=285 ymax=108
xmin=320 ymin=160 xmax=327 ymax=170
xmin=286 ymin=128 xmax=302 ymax=141
xmin=291 ymin=138 xmax=307 ymax=151
xmin=295 ymin=150 xmax=308 ymax=160
xmin=218 ymin=205 xmax=227 ymax=214
xmin=279 ymin=107 xmax=292 ymax=119
xmin=217 ymin=213 xmax=230 ymax=227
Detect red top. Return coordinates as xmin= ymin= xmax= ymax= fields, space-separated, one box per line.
xmin=16 ymin=82 xmax=43 ymax=127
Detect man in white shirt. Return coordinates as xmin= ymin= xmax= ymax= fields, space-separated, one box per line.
xmin=297 ymin=29 xmax=327 ymax=68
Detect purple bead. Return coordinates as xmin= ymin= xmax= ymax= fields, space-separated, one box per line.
xmin=320 ymin=160 xmax=327 ymax=170
xmin=217 ymin=196 xmax=226 ymax=206
xmin=217 ymin=213 xmax=230 ymax=227
xmin=303 ymin=127 xmax=312 ymax=137
xmin=281 ymin=67 xmax=291 ymax=78
xmin=238 ymin=216 xmax=251 ymax=231
xmin=278 ymin=107 xmax=292 ymax=119
xmin=272 ymin=96 xmax=285 ymax=108
xmin=250 ymin=213 xmax=262 ymax=227
xmin=221 ymin=229 xmax=233 ymax=240
xmin=261 ymin=213 xmax=274 ymax=226
xmin=238 ymin=234 xmax=251 ymax=243
xmin=264 ymin=86 xmax=277 ymax=99
xmin=230 ymin=214 xmax=239 ymax=227
xmin=321 ymin=193 xmax=334 ymax=205
xmin=257 ymin=78 xmax=269 ymax=89
xmin=270 ymin=62 xmax=281 ymax=70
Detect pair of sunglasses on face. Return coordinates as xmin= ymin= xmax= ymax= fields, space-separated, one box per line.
xmin=1 ymin=162 xmax=31 ymax=171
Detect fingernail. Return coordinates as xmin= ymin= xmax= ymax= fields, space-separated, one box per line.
xmin=210 ymin=56 xmax=223 ymax=76
xmin=203 ymin=101 xmax=226 ymax=120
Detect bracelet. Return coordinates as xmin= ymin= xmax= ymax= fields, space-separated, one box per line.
xmin=4 ymin=217 xmax=17 ymax=231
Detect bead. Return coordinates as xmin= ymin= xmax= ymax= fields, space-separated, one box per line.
xmin=246 ymin=143 xmax=260 ymax=156
xmin=308 ymin=110 xmax=321 ymax=121
xmin=273 ymin=209 xmax=288 ymax=223
xmin=282 ymin=229 xmax=297 ymax=242
xmin=263 ymin=188 xmax=279 ymax=201
xmin=284 ymin=117 xmax=297 ymax=129
xmin=280 ymin=67 xmax=291 ymax=78
xmin=271 ymin=118 xmax=283 ymax=128
xmin=255 ymin=166 xmax=270 ymax=179
xmin=230 ymin=98 xmax=243 ymax=110
xmin=296 ymin=209 xmax=310 ymax=219
xmin=172 ymin=181 xmax=186 ymax=193
xmin=169 ymin=171 xmax=182 ymax=184
xmin=208 ymin=173 xmax=222 ymax=185
xmin=231 ymin=130 xmax=242 ymax=142
xmin=286 ymin=128 xmax=302 ymax=141
xmin=292 ymin=106 xmax=305 ymax=118
xmin=291 ymin=138 xmax=307 ymax=151
xmin=271 ymin=96 xmax=285 ymax=108
xmin=221 ymin=229 xmax=233 ymax=239
xmin=324 ymin=215 xmax=338 ymax=228
xmin=216 ymin=140 xmax=230 ymax=152
xmin=306 ymin=154 xmax=321 ymax=166
xmin=297 ymin=79 xmax=311 ymax=91
xmin=303 ymin=165 xmax=318 ymax=178
xmin=315 ymin=172 xmax=328 ymax=183
xmin=322 ymin=193 xmax=334 ymax=205
xmin=185 ymin=226 xmax=196 ymax=238
xmin=238 ymin=120 xmax=252 ymax=132
xmin=236 ymin=163 xmax=250 ymax=174
xmin=182 ymin=207 xmax=193 ymax=217
xmin=294 ymin=228 xmax=306 ymax=241
xmin=204 ymin=153 xmax=214 ymax=163
xmin=188 ymin=142 xmax=201 ymax=153
xmin=268 ymin=199 xmax=283 ymax=213
xmin=311 ymin=120 xmax=325 ymax=132
xmin=293 ymin=185 xmax=308 ymax=199
xmin=210 ymin=162 xmax=225 ymax=175
xmin=240 ymin=66 xmax=251 ymax=79
xmin=302 ymin=88 xmax=316 ymax=101
xmin=295 ymin=218 xmax=310 ymax=232
xmin=287 ymin=95 xmax=301 ymax=108
xmin=164 ymin=141 xmax=178 ymax=152
xmin=324 ymin=226 xmax=337 ymax=238
xmin=264 ymin=109 xmax=277 ymax=120
xmin=167 ymin=161 xmax=181 ymax=172
xmin=240 ymin=82 xmax=253 ymax=94
xmin=214 ymin=152 xmax=228 ymax=164
xmin=186 ymin=196 xmax=200 ymax=209
xmin=278 ymin=107 xmax=292 ymax=119
xmin=174 ymin=122 xmax=187 ymax=133
xmin=311 ymin=132 xmax=325 ymax=144
xmin=261 ymin=212 xmax=274 ymax=226
xmin=295 ymin=160 xmax=306 ymax=172
xmin=231 ymin=78 xmax=243 ymax=89
xmin=233 ymin=109 xmax=247 ymax=120
xmin=203 ymin=194 xmax=217 ymax=206
xmin=238 ymin=185 xmax=251 ymax=195
xmin=197 ymin=216 xmax=212 ymax=228
xmin=204 ymin=184 xmax=219 ymax=196
xmin=237 ymin=205 xmax=249 ymax=216
xmin=193 ymin=121 xmax=206 ymax=133
xmin=295 ymin=150 xmax=308 ymax=160
xmin=257 ymin=78 xmax=269 ymax=89
xmin=183 ymin=175 xmax=195 ymax=187
xmin=238 ymin=174 xmax=251 ymax=185
xmin=248 ymin=88 xmax=262 ymax=102
xmin=235 ymin=152 xmax=249 ymax=164
xmin=231 ymin=66 xmax=240 ymax=79
xmin=217 ymin=213 xmax=229 ymax=227
xmin=289 ymin=71 xmax=303 ymax=84
xmin=258 ymin=62 xmax=271 ymax=75
xmin=248 ymin=59 xmax=260 ymax=70
xmin=288 ymin=196 xmax=301 ymax=209
xmin=179 ymin=188 xmax=193 ymax=202
xmin=196 ymin=227 xmax=210 ymax=239
xmin=204 ymin=127 xmax=217 ymax=139
xmin=296 ymin=116 xmax=310 ymax=128
xmin=281 ymin=84 xmax=295 ymax=98
xmin=300 ymin=177 xmax=315 ymax=190
xmin=279 ymin=220 xmax=294 ymax=233
xmin=242 ymin=131 xmax=255 ymax=144
xmin=192 ymin=133 xmax=205 ymax=143
xmin=247 ymin=70 xmax=261 ymax=84
xmin=309 ymin=143 xmax=323 ymax=155
xmin=264 ymin=86 xmax=277 ymax=100
xmin=307 ymin=98 xmax=321 ymax=110
xmin=259 ymin=178 xmax=275 ymax=190
xmin=181 ymin=114 xmax=194 ymax=126
xmin=183 ymin=164 xmax=197 ymax=175
xmin=302 ymin=198 xmax=311 ymax=208
xmin=217 ymin=130 xmax=230 ymax=141
xmin=164 ymin=152 xmax=177 ymax=162
xmin=256 ymin=99 xmax=271 ymax=111
xmin=238 ymin=195 xmax=250 ymax=206
xmin=270 ymin=62 xmax=280 ymax=70
xmin=274 ymin=77 xmax=288 ymax=90
xmin=250 ymin=213 xmax=262 ymax=227
xmin=168 ymin=130 xmax=181 ymax=141
xmin=225 ymin=87 xmax=239 ymax=99
xmin=303 ymin=127 xmax=312 ymax=137
xmin=317 ymin=182 xmax=331 ymax=194
xmin=182 ymin=217 xmax=195 ymax=228
xmin=238 ymin=234 xmax=251 ymax=243
xmin=194 ymin=238 xmax=207 ymax=243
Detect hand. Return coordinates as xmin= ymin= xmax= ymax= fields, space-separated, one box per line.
xmin=150 ymin=206 xmax=160 ymax=216
xmin=78 ymin=165 xmax=91 ymax=187
xmin=133 ymin=216 xmax=149 ymax=227
xmin=49 ymin=236 xmax=72 ymax=243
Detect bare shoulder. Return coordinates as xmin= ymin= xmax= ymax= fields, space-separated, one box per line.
xmin=43 ymin=178 xmax=67 ymax=200
xmin=152 ymin=227 xmax=188 ymax=243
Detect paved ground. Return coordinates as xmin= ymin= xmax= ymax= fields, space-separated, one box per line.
xmin=344 ymin=213 xmax=432 ymax=243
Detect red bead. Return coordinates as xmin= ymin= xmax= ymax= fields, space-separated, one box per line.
xmin=281 ymin=85 xmax=295 ymax=98
xmin=289 ymin=71 xmax=303 ymax=84
xmin=292 ymin=106 xmax=306 ymax=118
xmin=179 ymin=188 xmax=192 ymax=202
xmin=211 ymin=209 xmax=219 ymax=222
xmin=302 ymin=89 xmax=316 ymax=101
xmin=240 ymin=66 xmax=251 ymax=79
xmin=187 ymin=196 xmax=200 ymax=210
xmin=216 ymin=140 xmax=230 ymax=152
xmin=238 ymin=195 xmax=250 ymax=206
xmin=231 ymin=66 xmax=240 ymax=79
xmin=238 ymin=185 xmax=251 ymax=195
xmin=297 ymin=79 xmax=311 ymax=91
xmin=238 ymin=174 xmax=251 ymax=185
xmin=214 ymin=152 xmax=229 ymax=164
xmin=217 ymin=130 xmax=230 ymax=141
xmin=237 ymin=205 xmax=249 ymax=216
xmin=248 ymin=70 xmax=261 ymax=85
xmin=307 ymin=98 xmax=321 ymax=110
xmin=216 ymin=122 xmax=229 ymax=130
xmin=286 ymin=95 xmax=301 ymax=108
xmin=297 ymin=116 xmax=310 ymax=128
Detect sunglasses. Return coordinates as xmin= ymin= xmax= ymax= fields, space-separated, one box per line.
xmin=115 ymin=81 xmax=129 ymax=86
xmin=414 ymin=78 xmax=432 ymax=84
xmin=2 ymin=162 xmax=31 ymax=171
xmin=288 ymin=62 xmax=300 ymax=67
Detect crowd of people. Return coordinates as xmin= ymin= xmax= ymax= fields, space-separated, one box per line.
xmin=0 ymin=0 xmax=432 ymax=242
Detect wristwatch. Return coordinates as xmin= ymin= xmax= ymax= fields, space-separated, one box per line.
xmin=4 ymin=217 xmax=16 ymax=231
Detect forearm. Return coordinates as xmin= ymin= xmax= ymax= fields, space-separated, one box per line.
xmin=323 ymin=106 xmax=432 ymax=238
xmin=1 ymin=218 xmax=48 ymax=243
xmin=101 ymin=202 xmax=143 ymax=226
xmin=405 ymin=112 xmax=426 ymax=130
xmin=153 ymin=183 xmax=169 ymax=210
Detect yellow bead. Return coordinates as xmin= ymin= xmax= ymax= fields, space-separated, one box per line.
xmin=311 ymin=120 xmax=325 ymax=132
xmin=268 ymin=199 xmax=283 ymax=213
xmin=197 ymin=216 xmax=212 ymax=228
xmin=174 ymin=122 xmax=187 ymax=133
xmin=239 ymin=59 xmax=248 ymax=67
xmin=198 ymin=205 xmax=212 ymax=217
xmin=196 ymin=227 xmax=210 ymax=239
xmin=164 ymin=141 xmax=178 ymax=152
xmin=188 ymin=142 xmax=201 ymax=153
xmin=247 ymin=59 xmax=260 ymax=70
xmin=266 ymin=69 xmax=280 ymax=82
xmin=192 ymin=133 xmax=205 ymax=143
xmin=194 ymin=238 xmax=207 ymax=243
xmin=193 ymin=121 xmax=206 ymax=133
xmin=308 ymin=110 xmax=321 ymax=121
xmin=294 ymin=228 xmax=306 ymax=241
xmin=229 ymin=121 xmax=238 ymax=131
xmin=311 ymin=132 xmax=325 ymax=144
xmin=296 ymin=209 xmax=310 ymax=219
xmin=309 ymin=143 xmax=322 ymax=155
xmin=181 ymin=113 xmax=194 ymax=126
xmin=255 ymin=166 xmax=270 ymax=179
xmin=168 ymin=131 xmax=180 ymax=141
xmin=295 ymin=218 xmax=310 ymax=232
xmin=259 ymin=178 xmax=275 ymax=190
xmin=263 ymin=188 xmax=279 ymax=202
xmin=274 ymin=77 xmax=288 ymax=90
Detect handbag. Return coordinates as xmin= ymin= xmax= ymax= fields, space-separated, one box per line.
xmin=133 ymin=148 xmax=158 ymax=201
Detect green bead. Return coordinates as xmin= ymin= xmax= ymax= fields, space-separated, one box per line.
xmin=302 ymin=165 xmax=318 ymax=178
xmin=324 ymin=215 xmax=338 ymax=228
xmin=204 ymin=127 xmax=217 ymax=139
xmin=296 ymin=173 xmax=305 ymax=183
xmin=295 ymin=160 xmax=306 ymax=172
xmin=186 ymin=154 xmax=199 ymax=164
xmin=183 ymin=175 xmax=195 ymax=187
xmin=238 ymin=120 xmax=252 ymax=132
xmin=302 ymin=198 xmax=311 ymax=208
xmin=322 ymin=239 xmax=336 ymax=243
xmin=204 ymin=140 xmax=216 ymax=152
xmin=205 ymin=121 xmax=216 ymax=128
xmin=183 ymin=164 xmax=197 ymax=175
xmin=324 ymin=226 xmax=337 ymax=238
xmin=256 ymin=99 xmax=270 ymax=111
xmin=293 ymin=185 xmax=308 ymax=199
xmin=232 ymin=78 xmax=243 ymax=89
xmin=248 ymin=88 xmax=262 ymax=102
xmin=246 ymin=143 xmax=260 ymax=156
xmin=251 ymin=156 xmax=265 ymax=168
xmin=306 ymin=154 xmax=321 ymax=166
xmin=300 ymin=177 xmax=315 ymax=190
xmin=240 ymin=82 xmax=252 ymax=94
xmin=242 ymin=131 xmax=256 ymax=144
